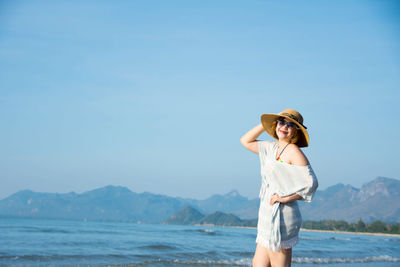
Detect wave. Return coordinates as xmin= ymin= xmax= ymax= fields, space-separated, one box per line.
xmin=1 ymin=254 xmax=248 ymax=266
xmin=15 ymin=226 xmax=125 ymax=235
xmin=329 ymin=236 xmax=351 ymax=241
xmin=49 ymin=240 xmax=110 ymax=247
xmin=299 ymin=237 xmax=325 ymax=241
xmin=20 ymin=228 xmax=71 ymax=234
xmin=300 ymin=236 xmax=353 ymax=242
xmin=293 ymin=255 xmax=400 ymax=264
xmin=225 ymin=251 xmax=254 ymax=257
xmin=9 ymin=225 xmax=72 ymax=234
xmin=183 ymin=229 xmax=218 ymax=236
xmin=2 ymin=255 xmax=399 ymax=266
xmin=0 ymin=254 xmax=103 ymax=261
xmin=137 ymin=244 xmax=178 ymax=251
xmin=105 ymin=255 xmax=400 ymax=266
xmin=174 ymin=251 xmax=219 ymax=258
xmin=75 ymin=229 xmax=125 ymax=235
xmin=117 ymin=257 xmax=253 ymax=266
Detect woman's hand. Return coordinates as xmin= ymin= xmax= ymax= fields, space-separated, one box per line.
xmin=270 ymin=193 xmax=303 ymax=205
xmin=270 ymin=194 xmax=287 ymax=205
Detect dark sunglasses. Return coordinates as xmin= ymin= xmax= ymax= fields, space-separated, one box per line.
xmin=277 ymin=119 xmax=298 ymax=129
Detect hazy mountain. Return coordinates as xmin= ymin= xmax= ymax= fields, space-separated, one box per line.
xmin=299 ymin=177 xmax=400 ymax=223
xmin=193 ymin=189 xmax=259 ymax=219
xmin=0 ymin=186 xmax=257 ymax=223
xmin=1 ymin=176 xmax=399 ymax=223
xmin=0 ymin=186 xmax=186 ymax=223
xmin=197 ymin=211 xmax=246 ymax=226
xmin=163 ymin=206 xmax=258 ymax=227
xmin=163 ymin=206 xmax=204 ymax=225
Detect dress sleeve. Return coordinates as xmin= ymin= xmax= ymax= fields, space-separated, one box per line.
xmin=295 ymin=166 xmax=319 ymax=202
xmin=257 ymin=141 xmax=274 ymax=167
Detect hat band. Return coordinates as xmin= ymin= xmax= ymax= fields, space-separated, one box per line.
xmin=280 ymin=112 xmax=307 ymax=129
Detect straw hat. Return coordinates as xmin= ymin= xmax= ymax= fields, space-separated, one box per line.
xmin=261 ymin=109 xmax=309 ymax=147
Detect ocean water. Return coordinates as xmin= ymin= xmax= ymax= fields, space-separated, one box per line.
xmin=0 ymin=218 xmax=399 ymax=267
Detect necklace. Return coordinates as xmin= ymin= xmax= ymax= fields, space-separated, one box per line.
xmin=276 ymin=143 xmax=290 ymax=161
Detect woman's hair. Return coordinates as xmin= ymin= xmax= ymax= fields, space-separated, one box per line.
xmin=272 ymin=117 xmax=300 ymax=144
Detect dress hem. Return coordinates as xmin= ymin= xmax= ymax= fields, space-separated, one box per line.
xmin=255 ymin=235 xmax=299 ymax=252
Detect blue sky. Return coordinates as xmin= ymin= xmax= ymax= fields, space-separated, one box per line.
xmin=1 ymin=0 xmax=399 ymax=200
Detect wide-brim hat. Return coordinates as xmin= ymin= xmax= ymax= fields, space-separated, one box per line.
xmin=261 ymin=109 xmax=309 ymax=147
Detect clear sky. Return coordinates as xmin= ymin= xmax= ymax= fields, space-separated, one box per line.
xmin=1 ymin=0 xmax=399 ymax=200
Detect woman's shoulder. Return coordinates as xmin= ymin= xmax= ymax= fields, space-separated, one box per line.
xmin=286 ymin=144 xmax=310 ymax=166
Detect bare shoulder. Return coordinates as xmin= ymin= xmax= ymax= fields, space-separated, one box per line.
xmin=286 ymin=144 xmax=310 ymax=166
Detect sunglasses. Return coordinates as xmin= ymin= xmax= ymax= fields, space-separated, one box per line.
xmin=277 ymin=119 xmax=298 ymax=129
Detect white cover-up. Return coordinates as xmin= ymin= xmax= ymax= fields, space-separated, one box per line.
xmin=256 ymin=141 xmax=318 ymax=252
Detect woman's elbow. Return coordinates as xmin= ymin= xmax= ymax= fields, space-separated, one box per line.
xmin=240 ymin=137 xmax=248 ymax=147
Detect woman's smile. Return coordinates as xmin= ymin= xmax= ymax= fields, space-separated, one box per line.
xmin=278 ymin=128 xmax=290 ymax=136
xmin=276 ymin=125 xmax=293 ymax=141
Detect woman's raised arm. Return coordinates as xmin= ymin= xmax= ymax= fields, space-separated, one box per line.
xmin=240 ymin=123 xmax=265 ymax=154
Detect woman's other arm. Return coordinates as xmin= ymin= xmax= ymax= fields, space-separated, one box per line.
xmin=270 ymin=193 xmax=303 ymax=205
xmin=240 ymin=124 xmax=265 ymax=154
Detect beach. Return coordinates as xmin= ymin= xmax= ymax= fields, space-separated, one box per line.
xmin=300 ymin=228 xmax=400 ymax=238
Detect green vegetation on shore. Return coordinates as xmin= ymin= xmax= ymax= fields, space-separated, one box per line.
xmin=302 ymin=220 xmax=400 ymax=234
xmin=164 ymin=206 xmax=400 ymax=235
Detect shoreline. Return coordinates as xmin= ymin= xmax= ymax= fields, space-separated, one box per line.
xmin=196 ymin=224 xmax=400 ymax=237
xmin=299 ymin=228 xmax=400 ymax=237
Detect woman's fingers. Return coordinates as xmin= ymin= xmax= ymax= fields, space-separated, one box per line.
xmin=270 ymin=194 xmax=280 ymax=205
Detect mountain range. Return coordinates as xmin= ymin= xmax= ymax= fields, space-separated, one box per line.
xmin=0 ymin=176 xmax=399 ymax=223
xmin=298 ymin=176 xmax=400 ymax=223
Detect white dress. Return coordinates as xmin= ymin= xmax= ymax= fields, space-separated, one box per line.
xmin=256 ymin=141 xmax=318 ymax=252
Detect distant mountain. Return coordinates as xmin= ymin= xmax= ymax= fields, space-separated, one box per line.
xmin=163 ymin=206 xmax=258 ymax=227
xmin=0 ymin=186 xmax=258 ymax=223
xmin=163 ymin=206 xmax=204 ymax=225
xmin=168 ymin=189 xmax=259 ymax=219
xmin=1 ymin=176 xmax=399 ymax=223
xmin=299 ymin=177 xmax=400 ymax=223
xmin=192 ymin=190 xmax=259 ymax=219
xmin=0 ymin=186 xmax=186 ymax=223
xmin=197 ymin=211 xmax=250 ymax=226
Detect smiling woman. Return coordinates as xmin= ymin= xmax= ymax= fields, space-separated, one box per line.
xmin=273 ymin=119 xmax=299 ymax=149
xmin=240 ymin=109 xmax=318 ymax=267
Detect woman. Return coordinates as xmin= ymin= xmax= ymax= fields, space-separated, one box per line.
xmin=240 ymin=109 xmax=318 ymax=267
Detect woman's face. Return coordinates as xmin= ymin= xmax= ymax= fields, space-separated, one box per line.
xmin=275 ymin=118 xmax=297 ymax=142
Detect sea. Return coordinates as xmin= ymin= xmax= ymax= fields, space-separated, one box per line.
xmin=0 ymin=217 xmax=399 ymax=267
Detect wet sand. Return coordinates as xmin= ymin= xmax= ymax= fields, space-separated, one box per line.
xmin=300 ymin=228 xmax=400 ymax=237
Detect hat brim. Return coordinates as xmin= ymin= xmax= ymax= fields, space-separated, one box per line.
xmin=260 ymin=113 xmax=309 ymax=147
